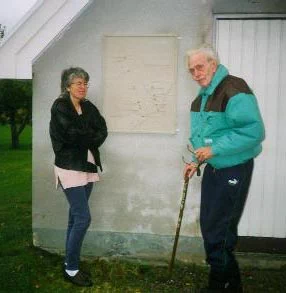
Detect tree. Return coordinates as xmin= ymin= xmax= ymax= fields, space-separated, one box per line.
xmin=0 ymin=79 xmax=32 ymax=149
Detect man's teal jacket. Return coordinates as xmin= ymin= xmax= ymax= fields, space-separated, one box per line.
xmin=190 ymin=64 xmax=265 ymax=169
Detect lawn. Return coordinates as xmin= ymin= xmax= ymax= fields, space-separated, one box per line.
xmin=0 ymin=125 xmax=285 ymax=292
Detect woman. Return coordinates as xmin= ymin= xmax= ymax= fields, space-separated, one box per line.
xmin=49 ymin=67 xmax=108 ymax=287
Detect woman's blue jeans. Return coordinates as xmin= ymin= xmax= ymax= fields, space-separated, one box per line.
xmin=200 ymin=159 xmax=253 ymax=285
xmin=63 ymin=183 xmax=93 ymax=270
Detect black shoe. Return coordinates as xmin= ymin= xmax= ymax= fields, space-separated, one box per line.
xmin=80 ymin=266 xmax=92 ymax=278
xmin=63 ymin=264 xmax=91 ymax=278
xmin=63 ymin=270 xmax=93 ymax=287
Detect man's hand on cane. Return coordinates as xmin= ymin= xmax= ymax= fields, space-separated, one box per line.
xmin=183 ymin=162 xmax=198 ymax=180
xmin=195 ymin=146 xmax=213 ymax=162
xmin=183 ymin=146 xmax=213 ymax=180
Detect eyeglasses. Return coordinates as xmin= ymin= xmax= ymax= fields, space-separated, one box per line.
xmin=188 ymin=64 xmax=205 ymax=75
xmin=71 ymin=82 xmax=90 ymax=88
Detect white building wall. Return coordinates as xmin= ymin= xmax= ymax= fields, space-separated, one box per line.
xmin=29 ymin=0 xmax=286 ymax=258
xmin=32 ymin=0 xmax=213 ymax=256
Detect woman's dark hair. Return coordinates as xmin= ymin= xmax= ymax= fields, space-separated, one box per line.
xmin=60 ymin=67 xmax=90 ymax=94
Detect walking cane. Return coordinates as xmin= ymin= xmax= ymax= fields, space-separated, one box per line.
xmin=168 ymin=175 xmax=190 ymax=277
xmin=168 ymin=146 xmax=202 ymax=277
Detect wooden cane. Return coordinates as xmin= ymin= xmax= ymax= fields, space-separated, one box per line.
xmin=168 ymin=176 xmax=190 ymax=277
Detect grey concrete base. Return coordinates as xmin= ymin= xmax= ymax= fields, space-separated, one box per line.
xmin=33 ymin=228 xmax=206 ymax=265
xmin=236 ymin=252 xmax=286 ymax=270
xmin=33 ymin=228 xmax=286 ymax=269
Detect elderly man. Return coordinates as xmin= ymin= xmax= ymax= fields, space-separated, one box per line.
xmin=184 ymin=46 xmax=265 ymax=292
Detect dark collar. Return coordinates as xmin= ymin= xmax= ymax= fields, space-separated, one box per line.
xmin=62 ymin=94 xmax=88 ymax=116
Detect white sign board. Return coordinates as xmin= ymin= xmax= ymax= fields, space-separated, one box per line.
xmin=103 ymin=35 xmax=178 ymax=133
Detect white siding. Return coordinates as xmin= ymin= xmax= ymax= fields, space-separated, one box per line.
xmin=0 ymin=0 xmax=91 ymax=79
xmin=216 ymin=18 xmax=286 ymax=238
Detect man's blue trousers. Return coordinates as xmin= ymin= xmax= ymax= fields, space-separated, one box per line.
xmin=200 ymin=159 xmax=254 ymax=284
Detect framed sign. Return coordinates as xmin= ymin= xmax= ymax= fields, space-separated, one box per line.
xmin=103 ymin=35 xmax=178 ymax=133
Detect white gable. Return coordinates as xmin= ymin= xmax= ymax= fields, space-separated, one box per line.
xmin=0 ymin=0 xmax=91 ymax=79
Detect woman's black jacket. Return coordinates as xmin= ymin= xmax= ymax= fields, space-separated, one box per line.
xmin=49 ymin=94 xmax=108 ymax=173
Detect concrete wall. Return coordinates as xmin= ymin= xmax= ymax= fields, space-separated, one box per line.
xmin=32 ymin=0 xmax=286 ymax=262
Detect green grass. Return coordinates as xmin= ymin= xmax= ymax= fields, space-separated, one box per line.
xmin=0 ymin=125 xmax=285 ymax=292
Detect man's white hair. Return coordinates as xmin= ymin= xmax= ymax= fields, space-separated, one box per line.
xmin=186 ymin=45 xmax=220 ymax=64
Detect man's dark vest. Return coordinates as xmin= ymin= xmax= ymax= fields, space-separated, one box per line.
xmin=191 ymin=75 xmax=253 ymax=113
